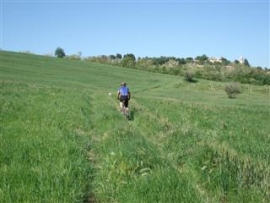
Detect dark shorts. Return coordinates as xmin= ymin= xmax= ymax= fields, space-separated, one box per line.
xmin=120 ymin=95 xmax=129 ymax=107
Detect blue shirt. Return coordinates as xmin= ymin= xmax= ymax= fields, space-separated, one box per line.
xmin=118 ymin=86 xmax=129 ymax=96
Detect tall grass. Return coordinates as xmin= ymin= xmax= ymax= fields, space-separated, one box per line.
xmin=132 ymin=97 xmax=270 ymax=202
xmin=0 ymin=82 xmax=93 ymax=202
xmin=1 ymin=51 xmax=269 ymax=202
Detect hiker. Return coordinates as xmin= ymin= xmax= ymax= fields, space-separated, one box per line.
xmin=117 ymin=82 xmax=131 ymax=112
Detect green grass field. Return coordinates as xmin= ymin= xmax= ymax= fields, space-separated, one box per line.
xmin=1 ymin=51 xmax=269 ymax=202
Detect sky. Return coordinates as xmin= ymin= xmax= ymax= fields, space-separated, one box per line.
xmin=1 ymin=0 xmax=269 ymax=68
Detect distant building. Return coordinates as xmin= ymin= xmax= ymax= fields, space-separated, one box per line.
xmin=239 ymin=56 xmax=245 ymax=64
xmin=208 ymin=57 xmax=222 ymax=63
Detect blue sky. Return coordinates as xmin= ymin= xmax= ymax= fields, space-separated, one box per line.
xmin=1 ymin=0 xmax=269 ymax=68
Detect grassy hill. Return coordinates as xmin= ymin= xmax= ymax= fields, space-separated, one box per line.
xmin=1 ymin=50 xmax=269 ymax=202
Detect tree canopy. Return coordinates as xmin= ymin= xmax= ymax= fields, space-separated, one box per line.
xmin=55 ymin=47 xmax=66 ymax=58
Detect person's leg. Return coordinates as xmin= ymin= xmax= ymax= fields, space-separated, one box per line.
xmin=119 ymin=101 xmax=123 ymax=109
xmin=124 ymin=99 xmax=129 ymax=112
xmin=119 ymin=96 xmax=124 ymax=110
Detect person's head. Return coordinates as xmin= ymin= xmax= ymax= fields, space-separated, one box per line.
xmin=121 ymin=82 xmax=126 ymax=86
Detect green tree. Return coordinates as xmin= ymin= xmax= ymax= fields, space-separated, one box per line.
xmin=195 ymin=54 xmax=208 ymax=64
xmin=124 ymin=53 xmax=136 ymax=61
xmin=186 ymin=57 xmax=194 ymax=63
xmin=110 ymin=55 xmax=116 ymax=60
xmin=55 ymin=47 xmax=66 ymax=58
xmin=116 ymin=53 xmax=122 ymax=59
xmin=221 ymin=57 xmax=230 ymax=65
xmin=244 ymin=59 xmax=250 ymax=67
xmin=122 ymin=54 xmax=136 ymax=68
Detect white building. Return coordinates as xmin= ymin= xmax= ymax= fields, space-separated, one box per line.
xmin=239 ymin=56 xmax=245 ymax=64
xmin=208 ymin=57 xmax=222 ymax=63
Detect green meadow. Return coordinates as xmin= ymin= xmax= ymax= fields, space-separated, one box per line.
xmin=1 ymin=51 xmax=269 ymax=202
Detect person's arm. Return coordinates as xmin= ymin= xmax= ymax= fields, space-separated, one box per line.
xmin=128 ymin=91 xmax=131 ymax=100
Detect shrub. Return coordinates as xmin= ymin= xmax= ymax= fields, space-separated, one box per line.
xmin=225 ymin=83 xmax=241 ymax=98
xmin=184 ymin=71 xmax=195 ymax=82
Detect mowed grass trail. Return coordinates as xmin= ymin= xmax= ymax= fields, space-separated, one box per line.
xmin=1 ymin=51 xmax=270 ymax=202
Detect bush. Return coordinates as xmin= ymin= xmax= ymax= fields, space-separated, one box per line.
xmin=225 ymin=83 xmax=241 ymax=98
xmin=184 ymin=71 xmax=195 ymax=82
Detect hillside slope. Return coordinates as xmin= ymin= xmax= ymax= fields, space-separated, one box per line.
xmin=1 ymin=51 xmax=269 ymax=203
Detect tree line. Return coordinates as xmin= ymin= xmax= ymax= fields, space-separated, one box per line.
xmin=54 ymin=47 xmax=270 ymax=86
